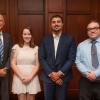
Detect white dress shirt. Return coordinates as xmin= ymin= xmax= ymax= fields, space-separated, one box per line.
xmin=53 ymin=33 xmax=61 ymax=58
xmin=0 ymin=31 xmax=3 ymax=44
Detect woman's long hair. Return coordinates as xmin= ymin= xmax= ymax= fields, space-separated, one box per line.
xmin=18 ymin=27 xmax=35 ymax=48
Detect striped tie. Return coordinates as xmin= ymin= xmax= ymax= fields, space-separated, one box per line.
xmin=0 ymin=34 xmax=3 ymax=62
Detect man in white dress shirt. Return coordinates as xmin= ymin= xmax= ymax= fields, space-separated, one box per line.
xmin=39 ymin=15 xmax=76 ymax=100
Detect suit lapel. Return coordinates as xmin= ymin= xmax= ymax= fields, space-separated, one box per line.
xmin=2 ymin=33 xmax=8 ymax=60
xmin=49 ymin=35 xmax=55 ymax=61
xmin=49 ymin=34 xmax=65 ymax=63
xmin=56 ymin=34 xmax=64 ymax=61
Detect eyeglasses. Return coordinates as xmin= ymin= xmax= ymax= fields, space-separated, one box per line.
xmin=87 ymin=27 xmax=100 ymax=31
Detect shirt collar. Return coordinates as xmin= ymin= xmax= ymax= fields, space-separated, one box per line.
xmin=53 ymin=33 xmax=61 ymax=38
xmin=96 ymin=37 xmax=100 ymax=43
xmin=0 ymin=31 xmax=3 ymax=36
xmin=89 ymin=37 xmax=100 ymax=43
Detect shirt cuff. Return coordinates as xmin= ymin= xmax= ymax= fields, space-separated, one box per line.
xmin=58 ymin=70 xmax=64 ymax=76
xmin=48 ymin=72 xmax=53 ymax=77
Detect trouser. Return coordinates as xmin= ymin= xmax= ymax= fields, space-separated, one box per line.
xmin=79 ymin=77 xmax=100 ymax=100
xmin=43 ymin=82 xmax=69 ymax=100
xmin=0 ymin=75 xmax=9 ymax=100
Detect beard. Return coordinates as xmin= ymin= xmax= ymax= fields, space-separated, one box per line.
xmin=53 ymin=29 xmax=60 ymax=32
xmin=52 ymin=28 xmax=62 ymax=33
xmin=51 ymin=29 xmax=62 ymax=35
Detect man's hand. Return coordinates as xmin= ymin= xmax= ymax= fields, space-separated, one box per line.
xmin=49 ymin=71 xmax=64 ymax=83
xmin=49 ymin=72 xmax=60 ymax=82
xmin=56 ymin=71 xmax=64 ymax=78
xmin=0 ymin=68 xmax=7 ymax=77
xmin=55 ymin=78 xmax=63 ymax=85
xmin=87 ymin=71 xmax=96 ymax=81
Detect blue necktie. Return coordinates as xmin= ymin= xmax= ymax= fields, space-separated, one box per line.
xmin=0 ymin=34 xmax=4 ymax=62
xmin=91 ymin=40 xmax=99 ymax=69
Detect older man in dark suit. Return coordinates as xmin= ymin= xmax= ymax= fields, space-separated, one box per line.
xmin=0 ymin=14 xmax=12 ymax=100
xmin=39 ymin=15 xmax=76 ymax=100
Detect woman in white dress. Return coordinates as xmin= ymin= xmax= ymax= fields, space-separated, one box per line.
xmin=11 ymin=27 xmax=41 ymax=100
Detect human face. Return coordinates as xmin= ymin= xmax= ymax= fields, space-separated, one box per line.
xmin=22 ymin=28 xmax=32 ymax=44
xmin=0 ymin=15 xmax=5 ymax=31
xmin=50 ymin=17 xmax=63 ymax=34
xmin=87 ymin=22 xmax=100 ymax=40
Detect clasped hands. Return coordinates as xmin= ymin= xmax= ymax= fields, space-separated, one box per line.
xmin=87 ymin=70 xmax=96 ymax=81
xmin=20 ymin=74 xmax=33 ymax=84
xmin=49 ymin=71 xmax=64 ymax=85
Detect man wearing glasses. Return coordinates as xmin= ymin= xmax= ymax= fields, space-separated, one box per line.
xmin=76 ymin=20 xmax=100 ymax=100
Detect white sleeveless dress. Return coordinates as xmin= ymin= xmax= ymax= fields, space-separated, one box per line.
xmin=11 ymin=44 xmax=41 ymax=94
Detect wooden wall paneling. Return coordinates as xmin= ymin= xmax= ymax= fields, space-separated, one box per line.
xmin=18 ymin=0 xmax=44 ymax=13
xmin=67 ymin=0 xmax=91 ymax=13
xmin=48 ymin=0 xmax=64 ymax=12
xmin=44 ymin=0 xmax=48 ymax=34
xmin=68 ymin=67 xmax=81 ymax=96
xmin=97 ymin=0 xmax=100 ymax=20
xmin=66 ymin=15 xmax=91 ymax=44
xmin=66 ymin=0 xmax=92 ymax=41
xmin=98 ymin=12 xmax=100 ymax=22
xmin=5 ymin=0 xmax=10 ymax=32
xmin=9 ymin=0 xmax=18 ymax=43
xmin=90 ymin=0 xmax=99 ymax=19
xmin=0 ymin=0 xmax=7 ymax=13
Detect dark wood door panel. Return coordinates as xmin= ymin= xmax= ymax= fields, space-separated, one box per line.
xmin=47 ymin=0 xmax=64 ymax=12
xmin=18 ymin=0 xmax=44 ymax=12
xmin=67 ymin=0 xmax=91 ymax=12
xmin=66 ymin=15 xmax=91 ymax=43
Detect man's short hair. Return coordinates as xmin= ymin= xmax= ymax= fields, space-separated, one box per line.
xmin=50 ymin=15 xmax=63 ymax=23
xmin=88 ymin=19 xmax=100 ymax=27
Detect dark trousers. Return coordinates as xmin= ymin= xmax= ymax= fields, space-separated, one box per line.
xmin=79 ymin=77 xmax=100 ymax=100
xmin=43 ymin=82 xmax=69 ymax=100
xmin=0 ymin=75 xmax=9 ymax=100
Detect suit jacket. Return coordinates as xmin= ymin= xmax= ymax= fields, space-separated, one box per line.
xmin=0 ymin=33 xmax=12 ymax=69
xmin=39 ymin=33 xmax=76 ymax=83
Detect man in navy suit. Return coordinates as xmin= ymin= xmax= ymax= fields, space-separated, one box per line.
xmin=0 ymin=14 xmax=12 ymax=100
xmin=39 ymin=15 xmax=76 ymax=100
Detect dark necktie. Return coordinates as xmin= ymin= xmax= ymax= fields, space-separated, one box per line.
xmin=0 ymin=34 xmax=3 ymax=62
xmin=91 ymin=40 xmax=99 ymax=69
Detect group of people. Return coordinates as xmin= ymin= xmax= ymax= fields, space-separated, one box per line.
xmin=0 ymin=13 xmax=100 ymax=100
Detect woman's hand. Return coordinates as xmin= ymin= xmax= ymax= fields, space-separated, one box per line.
xmin=21 ymin=74 xmax=33 ymax=84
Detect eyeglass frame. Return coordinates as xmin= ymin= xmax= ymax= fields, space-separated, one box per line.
xmin=87 ymin=27 xmax=100 ymax=32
